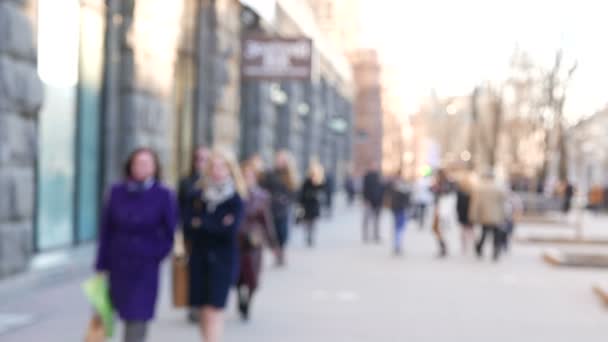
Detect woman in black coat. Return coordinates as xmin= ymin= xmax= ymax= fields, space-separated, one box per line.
xmin=299 ymin=161 xmax=325 ymax=247
xmin=455 ymin=172 xmax=474 ymax=255
xmin=188 ymin=149 xmax=246 ymax=342
xmin=178 ymin=146 xmax=210 ymax=322
xmin=260 ymin=150 xmax=298 ymax=266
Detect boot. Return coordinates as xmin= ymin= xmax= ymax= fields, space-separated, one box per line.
xmin=438 ymin=240 xmax=447 ymax=258
xmin=238 ymin=287 xmax=251 ymax=321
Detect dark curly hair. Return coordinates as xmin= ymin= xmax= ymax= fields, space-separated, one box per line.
xmin=124 ymin=147 xmax=162 ymax=180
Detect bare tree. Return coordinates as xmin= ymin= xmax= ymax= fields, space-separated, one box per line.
xmin=540 ymin=50 xmax=577 ymax=183
xmin=469 ymin=83 xmax=505 ymax=170
xmin=504 ymin=48 xmax=577 ymax=189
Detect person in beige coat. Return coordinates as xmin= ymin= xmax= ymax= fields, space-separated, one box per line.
xmin=469 ymin=171 xmax=507 ymax=261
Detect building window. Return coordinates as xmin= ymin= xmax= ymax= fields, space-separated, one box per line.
xmin=36 ymin=0 xmax=81 ymax=250
xmin=36 ymin=0 xmax=106 ymax=250
xmin=75 ymin=2 xmax=106 ymax=243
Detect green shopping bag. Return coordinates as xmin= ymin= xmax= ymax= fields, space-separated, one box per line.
xmin=83 ymin=274 xmax=115 ymax=338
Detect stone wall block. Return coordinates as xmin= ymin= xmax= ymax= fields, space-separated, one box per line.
xmin=122 ymin=93 xmax=170 ymax=134
xmin=0 ymin=169 xmax=11 ymax=221
xmin=0 ymin=57 xmax=43 ymax=116
xmin=12 ymin=167 xmax=34 ymax=219
xmin=0 ymin=112 xmax=36 ymax=166
xmin=0 ymin=220 xmax=32 ymax=276
xmin=0 ymin=2 xmax=34 ymax=61
xmin=0 ymin=168 xmax=33 ymax=221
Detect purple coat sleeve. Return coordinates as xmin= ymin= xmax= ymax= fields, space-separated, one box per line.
xmin=154 ymin=190 xmax=178 ymax=261
xmin=95 ymin=187 xmax=115 ymax=272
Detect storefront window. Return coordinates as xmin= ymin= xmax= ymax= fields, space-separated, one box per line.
xmin=75 ymin=3 xmax=106 ymax=242
xmin=36 ymin=0 xmax=81 ymax=250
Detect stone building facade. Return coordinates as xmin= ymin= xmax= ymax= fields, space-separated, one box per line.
xmin=350 ymin=49 xmax=383 ymax=177
xmin=0 ymin=0 xmax=356 ymax=278
xmin=0 ymin=0 xmax=43 ymax=276
xmin=240 ymin=0 xmax=354 ymax=179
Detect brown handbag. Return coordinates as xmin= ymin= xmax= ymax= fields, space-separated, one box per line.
xmin=172 ymin=254 xmax=189 ymax=308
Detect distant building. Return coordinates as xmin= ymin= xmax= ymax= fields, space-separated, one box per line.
xmin=568 ymin=106 xmax=608 ymax=194
xmin=350 ymin=49 xmax=383 ymax=176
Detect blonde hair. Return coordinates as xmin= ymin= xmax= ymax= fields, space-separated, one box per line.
xmin=308 ymin=158 xmax=325 ymax=186
xmin=202 ymin=147 xmax=248 ymax=199
xmin=276 ymin=150 xmax=299 ymax=192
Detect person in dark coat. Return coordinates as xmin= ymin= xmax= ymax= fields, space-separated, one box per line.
xmin=188 ymin=149 xmax=246 ymax=342
xmin=236 ymin=162 xmax=277 ymax=320
xmin=388 ymin=173 xmax=411 ymax=255
xmin=95 ymin=148 xmax=177 ymax=342
xmin=344 ymin=170 xmax=356 ymax=206
xmin=177 ymin=146 xmax=210 ymax=323
xmin=456 ymin=171 xmax=474 ymax=255
xmin=299 ymin=160 xmax=326 ymax=247
xmin=362 ymin=162 xmax=385 ymax=243
xmin=562 ymin=180 xmax=575 ymax=214
xmin=323 ymin=171 xmax=336 ymax=217
xmin=260 ymin=150 xmax=298 ymax=266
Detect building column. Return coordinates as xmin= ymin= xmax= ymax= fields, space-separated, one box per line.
xmin=210 ymin=0 xmax=241 ymax=153
xmin=103 ymin=0 xmax=183 ymax=185
xmin=0 ymin=0 xmax=44 ymax=277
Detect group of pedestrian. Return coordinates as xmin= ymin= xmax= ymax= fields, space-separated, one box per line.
xmin=359 ymin=162 xmax=414 ymax=255
xmin=356 ymin=161 xmax=522 ymax=261
xmin=431 ymin=168 xmax=523 ymax=260
xmin=93 ymin=146 xmax=338 ymax=342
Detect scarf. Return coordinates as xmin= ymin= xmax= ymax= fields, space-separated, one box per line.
xmin=127 ymin=178 xmax=155 ymax=192
xmin=204 ymin=179 xmax=236 ymax=212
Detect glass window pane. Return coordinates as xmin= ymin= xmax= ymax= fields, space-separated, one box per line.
xmin=76 ymin=5 xmax=105 ymax=243
xmin=35 ymin=0 xmax=81 ymax=250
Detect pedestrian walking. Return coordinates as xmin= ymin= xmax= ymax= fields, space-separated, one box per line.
xmin=236 ymin=162 xmax=278 ymax=321
xmin=388 ymin=172 xmax=412 ymax=255
xmin=344 ymin=169 xmax=357 ymax=206
xmin=362 ymin=162 xmax=385 ymax=243
xmin=95 ymin=148 xmax=177 ymax=342
xmin=456 ymin=171 xmax=475 ymax=255
xmin=412 ymin=175 xmax=433 ymax=229
xmin=503 ymin=190 xmax=523 ymax=252
xmin=323 ymin=171 xmax=336 ymax=217
xmin=260 ymin=150 xmax=299 ymax=266
xmin=178 ymin=146 xmax=210 ymax=323
xmin=188 ymin=148 xmax=246 ymax=342
xmin=299 ymin=160 xmax=326 ymax=247
xmin=562 ymin=180 xmax=575 ymax=214
xmin=469 ymin=170 xmax=508 ymax=261
xmin=431 ymin=169 xmax=452 ymax=258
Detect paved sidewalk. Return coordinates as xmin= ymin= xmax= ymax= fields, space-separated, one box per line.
xmin=1 ymin=199 xmax=607 ymax=341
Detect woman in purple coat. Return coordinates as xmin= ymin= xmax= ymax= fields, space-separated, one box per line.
xmin=95 ymin=148 xmax=177 ymax=342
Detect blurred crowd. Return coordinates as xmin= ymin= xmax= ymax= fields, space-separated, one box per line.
xmin=92 ymin=146 xmax=339 ymax=342
xmin=90 ymin=144 xmax=585 ymax=342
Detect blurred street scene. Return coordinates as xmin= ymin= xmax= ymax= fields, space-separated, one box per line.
xmin=1 ymin=0 xmax=608 ymax=341
xmin=1 ymin=200 xmax=607 ymax=341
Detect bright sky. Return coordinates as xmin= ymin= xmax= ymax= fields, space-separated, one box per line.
xmin=359 ymin=0 xmax=608 ymax=117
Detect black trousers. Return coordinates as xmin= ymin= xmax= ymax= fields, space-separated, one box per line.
xmin=476 ymin=225 xmax=504 ymax=260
